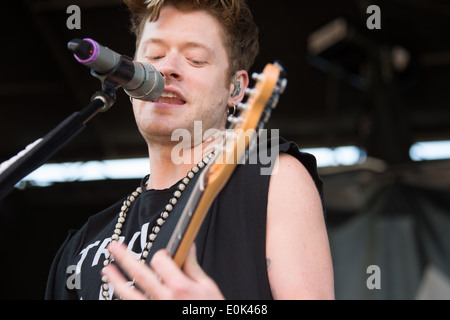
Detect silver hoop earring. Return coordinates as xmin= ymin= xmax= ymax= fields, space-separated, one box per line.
xmin=228 ymin=104 xmax=237 ymax=116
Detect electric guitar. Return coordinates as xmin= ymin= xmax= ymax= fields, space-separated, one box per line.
xmin=166 ymin=62 xmax=287 ymax=266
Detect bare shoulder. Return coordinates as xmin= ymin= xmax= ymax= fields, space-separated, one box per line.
xmin=269 ymin=152 xmax=322 ymax=204
xmin=267 ymin=152 xmax=323 ymax=230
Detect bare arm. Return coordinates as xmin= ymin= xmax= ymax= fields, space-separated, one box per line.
xmin=266 ymin=153 xmax=334 ymax=299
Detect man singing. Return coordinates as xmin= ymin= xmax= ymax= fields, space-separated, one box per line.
xmin=46 ymin=0 xmax=334 ymax=300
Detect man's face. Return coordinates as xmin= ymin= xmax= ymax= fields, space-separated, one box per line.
xmin=133 ymin=5 xmax=231 ymax=146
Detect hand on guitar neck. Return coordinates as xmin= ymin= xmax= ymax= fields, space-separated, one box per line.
xmin=102 ymin=241 xmax=224 ymax=300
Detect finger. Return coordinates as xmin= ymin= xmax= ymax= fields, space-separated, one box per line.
xmin=183 ymin=244 xmax=225 ymax=299
xmin=107 ymin=241 xmax=168 ymax=299
xmin=183 ymin=244 xmax=206 ymax=280
xmin=150 ymin=249 xmax=189 ymax=289
xmin=151 ymin=247 xmax=225 ymax=300
xmin=102 ymin=264 xmax=147 ymax=300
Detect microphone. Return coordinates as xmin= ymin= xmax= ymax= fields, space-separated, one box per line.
xmin=68 ymin=38 xmax=164 ymax=101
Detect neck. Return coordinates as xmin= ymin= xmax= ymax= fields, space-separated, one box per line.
xmin=145 ymin=138 xmax=216 ymax=190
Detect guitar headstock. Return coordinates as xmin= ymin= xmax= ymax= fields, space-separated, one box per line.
xmin=227 ymin=62 xmax=287 ymax=132
xmin=202 ymin=62 xmax=287 ymax=188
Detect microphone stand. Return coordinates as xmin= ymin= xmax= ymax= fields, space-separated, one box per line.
xmin=0 ymin=81 xmax=118 ymax=202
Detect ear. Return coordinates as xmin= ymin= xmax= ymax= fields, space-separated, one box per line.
xmin=228 ymin=70 xmax=249 ymax=107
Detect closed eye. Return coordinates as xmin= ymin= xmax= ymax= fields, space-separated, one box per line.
xmin=145 ymin=56 xmax=164 ymax=62
xmin=188 ymin=58 xmax=206 ymax=67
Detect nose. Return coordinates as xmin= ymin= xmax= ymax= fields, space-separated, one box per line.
xmin=158 ymin=53 xmax=182 ymax=82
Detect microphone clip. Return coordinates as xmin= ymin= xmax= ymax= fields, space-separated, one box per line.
xmin=90 ymin=55 xmax=135 ymax=112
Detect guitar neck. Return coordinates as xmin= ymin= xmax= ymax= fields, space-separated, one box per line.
xmin=165 ymin=169 xmax=206 ymax=260
xmin=166 ymin=133 xmax=250 ymax=266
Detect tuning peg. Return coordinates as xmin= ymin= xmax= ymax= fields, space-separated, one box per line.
xmin=251 ymin=72 xmax=265 ymax=82
xmin=237 ymin=102 xmax=250 ymax=111
xmin=244 ymin=88 xmax=257 ymax=96
xmin=262 ymin=108 xmax=272 ymax=123
xmin=269 ymin=94 xmax=280 ymax=109
xmin=227 ymin=115 xmax=243 ymax=125
xmin=276 ymin=78 xmax=288 ymax=94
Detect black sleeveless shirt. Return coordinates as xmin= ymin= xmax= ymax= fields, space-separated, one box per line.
xmin=45 ymin=137 xmax=322 ymax=300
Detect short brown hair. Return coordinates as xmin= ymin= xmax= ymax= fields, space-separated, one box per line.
xmin=123 ymin=0 xmax=259 ymax=79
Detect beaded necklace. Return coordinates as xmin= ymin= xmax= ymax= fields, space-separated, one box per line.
xmin=100 ymin=152 xmax=215 ymax=299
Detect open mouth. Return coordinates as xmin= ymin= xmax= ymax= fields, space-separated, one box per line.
xmin=154 ymin=90 xmax=186 ymax=105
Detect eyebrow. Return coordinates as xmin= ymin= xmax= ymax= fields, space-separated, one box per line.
xmin=140 ymin=38 xmax=214 ymax=54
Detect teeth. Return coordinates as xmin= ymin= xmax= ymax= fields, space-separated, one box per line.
xmin=161 ymin=91 xmax=180 ymax=99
